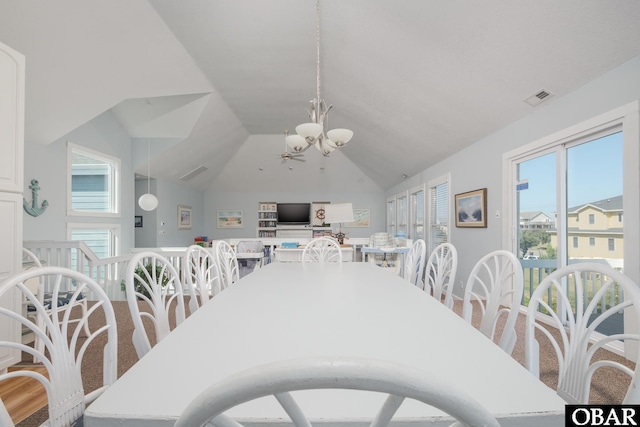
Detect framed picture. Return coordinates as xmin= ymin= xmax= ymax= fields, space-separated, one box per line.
xmin=178 ymin=205 xmax=192 ymax=229
xmin=217 ymin=209 xmax=243 ymax=228
xmin=346 ymin=209 xmax=370 ymax=227
xmin=134 ymin=216 xmax=143 ymax=228
xmin=455 ymin=188 xmax=487 ymax=228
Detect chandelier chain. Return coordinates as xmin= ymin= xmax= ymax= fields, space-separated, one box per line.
xmin=316 ymin=0 xmax=321 ymax=102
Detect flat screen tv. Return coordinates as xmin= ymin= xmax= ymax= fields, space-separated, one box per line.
xmin=277 ymin=203 xmax=311 ymax=225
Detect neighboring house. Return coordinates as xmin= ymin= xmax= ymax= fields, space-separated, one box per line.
xmin=549 ymin=195 xmax=623 ymax=260
xmin=519 ymin=211 xmax=553 ymax=230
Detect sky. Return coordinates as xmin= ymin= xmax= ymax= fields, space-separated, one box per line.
xmin=518 ymin=131 xmax=623 ymax=216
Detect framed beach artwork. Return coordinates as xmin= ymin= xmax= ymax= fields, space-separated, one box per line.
xmin=177 ymin=205 xmax=192 ymax=229
xmin=346 ymin=208 xmax=370 ymax=228
xmin=455 ymin=188 xmax=487 ymax=228
xmin=217 ymin=210 xmax=243 ymax=228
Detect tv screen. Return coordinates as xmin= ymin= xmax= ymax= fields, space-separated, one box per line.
xmin=277 ymin=203 xmax=311 ymax=225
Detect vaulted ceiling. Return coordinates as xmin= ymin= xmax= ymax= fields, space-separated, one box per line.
xmin=2 ymin=1 xmax=640 ymax=192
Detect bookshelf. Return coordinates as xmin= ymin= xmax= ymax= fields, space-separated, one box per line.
xmin=257 ymin=202 xmax=277 ymax=238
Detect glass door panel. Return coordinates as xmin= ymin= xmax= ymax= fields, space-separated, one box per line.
xmin=517 ymin=152 xmax=557 ymax=308
xmin=566 ymin=131 xmax=623 ymax=335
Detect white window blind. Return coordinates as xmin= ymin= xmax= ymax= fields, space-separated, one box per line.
xmin=409 ymin=186 xmax=425 ymax=240
xmin=429 ymin=180 xmax=449 ymax=253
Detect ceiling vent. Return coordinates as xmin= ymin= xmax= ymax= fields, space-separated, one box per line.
xmin=180 ymin=165 xmax=208 ymax=181
xmin=524 ymin=89 xmax=554 ymax=107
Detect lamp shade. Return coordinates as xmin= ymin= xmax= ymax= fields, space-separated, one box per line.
xmin=316 ymin=139 xmax=335 ymax=155
xmin=323 ymin=203 xmax=354 ymax=224
xmin=296 ymin=123 xmax=323 ymax=139
xmin=286 ymin=134 xmax=307 ymax=152
xmin=326 ymin=129 xmax=353 ymax=147
xmin=138 ymin=193 xmax=158 ymax=211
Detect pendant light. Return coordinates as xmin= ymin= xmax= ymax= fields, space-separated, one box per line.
xmin=138 ymin=138 xmax=158 ymax=211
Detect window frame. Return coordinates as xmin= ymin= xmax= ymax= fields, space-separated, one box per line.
xmin=408 ymin=184 xmax=425 ymax=241
xmin=427 ymin=173 xmax=451 ymax=254
xmin=503 ymin=101 xmax=640 ymax=356
xmin=67 ymin=142 xmax=121 ymax=217
xmin=66 ymin=222 xmax=121 ymax=258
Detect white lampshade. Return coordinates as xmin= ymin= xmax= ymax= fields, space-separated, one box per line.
xmin=325 ymin=138 xmax=338 ymax=149
xmin=316 ymin=140 xmax=335 ymax=155
xmin=326 ymin=128 xmax=353 ymax=147
xmin=296 ymin=123 xmax=323 ymax=139
xmin=323 ymin=202 xmax=354 ymax=224
xmin=286 ymin=134 xmax=307 ymax=152
xmin=138 ymin=193 xmax=158 ymax=211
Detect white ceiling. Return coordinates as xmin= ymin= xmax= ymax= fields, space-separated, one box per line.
xmin=2 ymin=1 xmax=640 ymax=192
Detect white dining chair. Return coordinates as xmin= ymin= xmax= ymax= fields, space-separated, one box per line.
xmin=215 ymin=241 xmax=240 ymax=289
xmin=185 ymin=245 xmax=221 ymax=313
xmin=424 ymin=243 xmax=458 ymax=309
xmin=125 ymin=251 xmax=186 ymax=359
xmin=173 ymin=357 xmax=499 ymax=427
xmin=462 ymin=250 xmax=524 ymax=355
xmin=525 ymin=262 xmax=640 ymax=404
xmin=0 ymin=266 xmax=117 ymax=427
xmin=402 ymin=239 xmax=426 ymax=288
xmin=301 ymin=237 xmax=343 ymax=263
xmin=22 ymin=248 xmax=92 ymax=362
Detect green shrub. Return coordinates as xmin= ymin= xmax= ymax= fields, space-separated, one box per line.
xmin=121 ymin=264 xmax=169 ymax=299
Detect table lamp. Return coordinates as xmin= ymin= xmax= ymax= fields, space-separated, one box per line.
xmin=323 ymin=203 xmax=354 ymax=245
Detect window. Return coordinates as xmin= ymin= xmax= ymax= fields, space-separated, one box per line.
xmin=409 ymin=185 xmax=425 ymax=240
xmin=427 ymin=174 xmax=450 ymax=254
xmin=618 ymin=213 xmax=623 ymax=222
xmin=505 ymin=101 xmax=637 ymax=348
xmin=67 ymin=223 xmax=120 ymax=275
xmin=396 ymin=191 xmax=408 ymax=238
xmin=68 ymin=143 xmax=120 ymax=216
xmin=386 ymin=196 xmax=396 ymax=236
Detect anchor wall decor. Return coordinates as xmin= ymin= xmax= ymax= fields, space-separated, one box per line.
xmin=23 ymin=179 xmax=49 ymax=217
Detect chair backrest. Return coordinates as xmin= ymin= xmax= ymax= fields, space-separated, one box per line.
xmin=402 ymin=239 xmax=426 ymax=287
xmin=215 ymin=241 xmax=240 ymax=289
xmin=236 ymin=240 xmax=264 ymax=254
xmin=174 ymin=357 xmax=499 ymax=427
xmin=301 ymin=237 xmax=343 ymax=263
xmin=525 ymin=262 xmax=640 ymax=404
xmin=185 ymin=245 xmax=221 ymax=313
xmin=125 ymin=251 xmax=186 ymax=359
xmin=424 ymin=243 xmax=458 ymax=309
xmin=0 ymin=266 xmax=117 ymax=427
xmin=369 ymin=232 xmax=395 ymax=248
xmin=462 ymin=250 xmax=524 ymax=355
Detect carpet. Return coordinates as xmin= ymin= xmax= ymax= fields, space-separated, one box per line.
xmin=15 ymin=298 xmax=634 ymax=426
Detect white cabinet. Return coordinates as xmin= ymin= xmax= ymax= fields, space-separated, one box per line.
xmin=257 ymin=202 xmax=277 ymax=238
xmin=0 ymin=41 xmax=25 ymax=372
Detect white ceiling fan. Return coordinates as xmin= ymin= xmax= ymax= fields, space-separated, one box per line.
xmin=279 ymin=130 xmax=305 ymax=163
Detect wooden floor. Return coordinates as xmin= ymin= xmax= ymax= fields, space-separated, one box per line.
xmin=0 ymin=366 xmax=48 ymax=424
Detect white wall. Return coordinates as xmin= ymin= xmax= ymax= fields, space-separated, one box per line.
xmin=23 ymin=110 xmax=136 ymax=253
xmin=386 ymin=54 xmax=640 ymax=297
xmin=204 ymin=191 xmax=385 ymax=240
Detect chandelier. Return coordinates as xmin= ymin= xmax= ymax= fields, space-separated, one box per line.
xmin=285 ymin=0 xmax=353 ymax=157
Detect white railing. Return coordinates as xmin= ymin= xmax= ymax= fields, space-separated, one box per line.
xmin=22 ymin=241 xmax=201 ymax=301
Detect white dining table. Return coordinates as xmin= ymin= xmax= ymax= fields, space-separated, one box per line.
xmin=85 ymin=262 xmax=564 ymax=427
